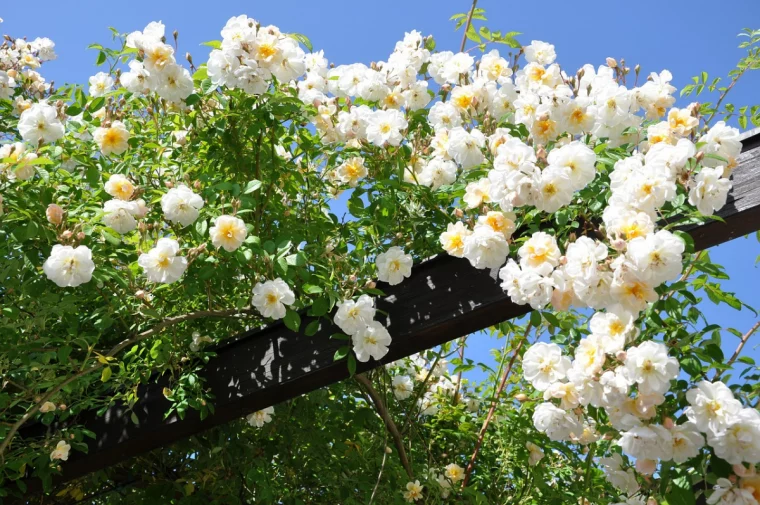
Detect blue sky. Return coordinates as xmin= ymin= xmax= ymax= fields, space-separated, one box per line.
xmin=3 ymin=0 xmax=759 ymax=383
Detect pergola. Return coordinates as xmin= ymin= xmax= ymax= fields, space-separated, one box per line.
xmin=18 ymin=129 xmax=760 ymax=494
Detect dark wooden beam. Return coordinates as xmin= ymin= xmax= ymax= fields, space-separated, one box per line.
xmin=17 ymin=130 xmax=760 ymax=492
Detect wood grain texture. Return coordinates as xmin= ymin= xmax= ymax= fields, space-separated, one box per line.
xmin=17 ymin=131 xmax=760 ymax=491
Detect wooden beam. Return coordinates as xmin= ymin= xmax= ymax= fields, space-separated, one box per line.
xmin=18 ymin=130 xmax=760 ymax=491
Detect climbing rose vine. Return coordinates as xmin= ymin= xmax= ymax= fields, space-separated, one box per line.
xmin=1 ymin=7 xmax=759 ymax=504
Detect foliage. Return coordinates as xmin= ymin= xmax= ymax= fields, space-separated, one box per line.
xmin=0 ymin=4 xmax=759 ymax=504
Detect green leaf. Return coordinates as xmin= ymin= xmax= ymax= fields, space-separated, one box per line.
xmin=304 ymin=320 xmax=320 ymax=336
xmin=302 ymin=284 xmax=323 ymax=294
xmin=13 ymin=221 xmax=39 ymax=242
xmin=201 ymin=40 xmax=222 ymax=49
xmin=288 ymin=33 xmax=313 ymax=52
xmin=309 ymin=297 xmax=330 ymax=317
xmin=673 ymin=230 xmax=695 ymax=254
xmin=244 ymin=180 xmax=262 ymax=194
xmin=347 ymin=354 xmax=357 ymax=376
xmin=195 ymin=219 xmax=208 ymax=237
xmin=88 ymin=96 xmax=106 ymax=113
xmin=681 ymin=355 xmax=703 ymax=378
xmin=284 ymin=310 xmax=301 ymax=333
xmin=465 ymin=24 xmax=482 ymax=44
xmin=192 ymin=66 xmax=208 ymax=82
xmin=58 ymin=346 xmax=72 ymax=363
xmin=101 ymin=367 xmax=112 ymax=382
xmin=334 ymin=346 xmax=349 ymax=361
xmin=529 ymin=311 xmax=542 ymax=328
xmin=96 ymin=51 xmax=107 ymax=66
xmin=665 ymin=478 xmax=696 ymax=505
xmin=184 ymin=93 xmax=201 ymax=106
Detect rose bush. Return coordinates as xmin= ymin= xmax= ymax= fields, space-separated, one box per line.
xmin=1 ymin=5 xmax=760 ymax=504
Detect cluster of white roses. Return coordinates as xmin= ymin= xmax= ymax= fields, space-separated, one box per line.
xmin=331 ymin=246 xmax=414 ymax=363
xmin=334 ymin=294 xmax=391 ymax=363
xmin=307 ymin=30 xmax=431 ymax=146
xmin=3 ymin=40 xmax=64 ymax=183
xmin=6 ymin=17 xmax=755 ymax=498
xmin=523 ymin=329 xmax=760 ymax=499
xmin=261 ymin=31 xmax=743 ymax=505
xmin=207 ymin=15 xmax=306 ymax=94
xmin=121 ymin=21 xmax=193 ymax=103
xmin=0 ymin=35 xmax=55 ymax=106
xmin=101 ymin=174 xmax=149 ymax=234
xmin=46 ymin=169 xmax=295 ymax=322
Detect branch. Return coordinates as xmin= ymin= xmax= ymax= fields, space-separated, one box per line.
xmin=368 ymin=432 xmax=389 ymax=505
xmin=0 ymin=365 xmax=101 ymax=462
xmin=665 ymin=250 xmax=706 ymax=300
xmin=462 ymin=323 xmax=531 ymax=487
xmin=453 ymin=336 xmax=467 ymax=403
xmin=109 ymin=306 xmax=255 ymax=356
xmin=459 ymin=0 xmax=479 ymax=53
xmin=0 ymin=306 xmax=256 ymax=461
xmin=703 ymin=64 xmax=750 ymax=128
xmin=713 ymin=320 xmax=760 ymax=381
xmin=355 ymin=373 xmax=414 ymax=480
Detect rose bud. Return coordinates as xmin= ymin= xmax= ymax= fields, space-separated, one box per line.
xmin=46 ymin=204 xmax=63 ymax=225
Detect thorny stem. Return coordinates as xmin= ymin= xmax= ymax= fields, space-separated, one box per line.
xmin=460 ymin=0 xmax=479 ymax=53
xmin=356 ymin=373 xmax=414 ymax=479
xmin=453 ymin=336 xmax=467 ymax=403
xmin=580 ymin=443 xmax=597 ymax=505
xmin=713 ymin=320 xmax=760 ymax=381
xmin=462 ymin=323 xmax=531 ymax=487
xmin=703 ymin=64 xmax=750 ymax=128
xmin=368 ymin=431 xmax=389 ymax=505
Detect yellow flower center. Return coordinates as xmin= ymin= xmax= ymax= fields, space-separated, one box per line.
xmin=103 ymin=128 xmax=122 ymax=148
xmin=257 ymin=43 xmax=277 ymax=60
xmin=447 ymin=234 xmax=463 ymax=251
xmin=622 ymin=222 xmax=645 ymax=240
xmin=707 ymin=400 xmax=722 ymax=415
xmin=344 ymin=160 xmax=362 ymax=178
xmin=535 ymin=119 xmax=554 ymax=135
xmin=147 ymin=47 xmax=172 ymax=69
xmin=625 ymin=282 xmax=647 ymax=301
xmin=609 ymin=320 xmax=625 ymax=336
xmin=570 ymin=108 xmax=585 ymax=124
xmin=157 ymin=255 xmax=170 ymax=269
xmin=453 ymin=93 xmax=474 ymax=109
xmin=529 ymin=66 xmax=545 ymax=82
